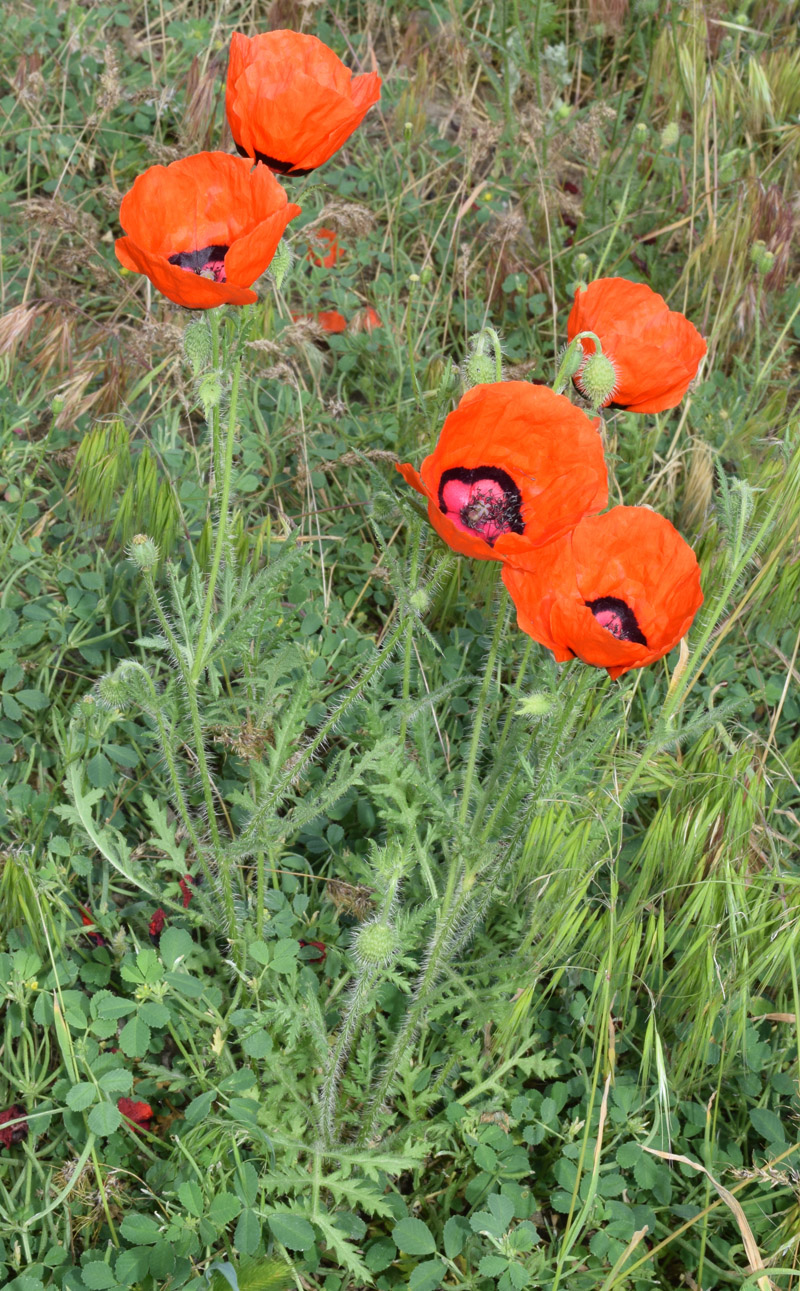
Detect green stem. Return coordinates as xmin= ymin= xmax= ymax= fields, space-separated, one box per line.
xmin=459 ymin=590 xmax=507 ymax=830
xmin=192 ymin=359 xmax=241 ymax=684
xmin=358 ymin=876 xmax=472 ymax=1146
xmin=234 ymin=615 xmax=410 ymax=856
xmin=399 ymin=536 xmax=422 ymax=747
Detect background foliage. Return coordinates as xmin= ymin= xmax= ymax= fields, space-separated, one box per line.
xmin=0 ymin=1 xmax=799 ymax=1290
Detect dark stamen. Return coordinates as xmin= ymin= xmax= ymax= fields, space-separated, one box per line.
xmin=438 ymin=466 xmax=524 ymax=545
xmin=168 ymin=245 xmax=229 ymax=282
xmin=586 ymin=596 xmax=647 ymax=646
xmin=235 ymin=142 xmax=313 ymax=176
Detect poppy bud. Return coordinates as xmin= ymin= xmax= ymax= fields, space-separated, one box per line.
xmin=353 ymin=919 xmax=397 ymax=968
xmin=184 ymin=320 xmax=212 ymax=376
xmin=129 ymin=534 xmax=159 ymax=572
xmin=750 ymin=241 xmax=775 ymax=276
xmin=515 ymin=693 xmax=553 ymax=718
xmin=660 ymin=122 xmax=680 ymax=149
xmin=464 ymin=350 xmax=497 ymax=387
xmin=197 ymin=372 xmax=224 ymax=418
xmin=409 ymin=587 xmax=431 ymax=615
xmin=632 ymin=122 xmax=649 ymax=144
xmin=577 ymin=352 xmax=618 ymax=409
xmin=98 ymin=661 xmax=155 ymax=712
xmin=270 ymin=239 xmax=292 ymax=289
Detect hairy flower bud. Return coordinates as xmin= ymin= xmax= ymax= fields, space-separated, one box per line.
xmin=353 ymin=919 xmax=397 ymax=968
xmin=128 ymin=533 xmax=159 ymax=571
xmin=577 ymin=352 xmax=618 ymax=408
xmin=197 ymin=372 xmax=224 ymax=418
xmin=98 ymin=661 xmax=156 ymax=712
xmin=660 ymin=121 xmax=680 ymax=149
xmin=464 ymin=350 xmax=497 ymax=387
xmin=408 ymin=587 xmax=430 ymax=615
xmin=750 ymin=240 xmax=775 ymax=276
xmin=515 ymin=692 xmax=553 ymax=718
xmin=270 ymin=239 xmax=292 ymax=290
xmin=183 ymin=319 xmax=212 ymax=376
xmin=632 ymin=122 xmax=649 ymax=144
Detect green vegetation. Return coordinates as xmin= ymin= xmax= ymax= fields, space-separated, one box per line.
xmin=0 ymin=2 xmax=798 ymax=1290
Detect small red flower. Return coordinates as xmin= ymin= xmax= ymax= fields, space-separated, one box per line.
xmin=567 ymin=278 xmax=707 ymax=414
xmin=115 ymin=152 xmax=301 ymax=310
xmin=79 ymin=905 xmax=106 ymax=948
xmin=299 ymin=939 xmax=327 ymax=963
xmin=350 ymin=306 xmax=382 ymax=333
xmin=397 ymin=381 xmax=608 ymax=562
xmin=178 ymin=875 xmax=195 ymax=908
xmin=502 ymin=506 xmax=703 ymax=678
xmin=307 ymin=227 xmax=344 ymax=268
xmin=0 ymin=1105 xmax=28 ymax=1149
xmin=226 ymin=31 xmax=381 ymax=175
xmin=149 ymin=908 xmax=166 ymax=946
xmin=292 ymin=309 xmax=348 ymax=333
xmin=118 ymin=1097 xmax=153 ymax=1132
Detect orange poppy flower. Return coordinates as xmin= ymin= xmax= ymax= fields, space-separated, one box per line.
xmin=502 ymin=506 xmax=703 ymax=678
xmin=291 ymin=309 xmax=348 ymax=333
xmin=226 ymin=31 xmax=381 ymax=175
xmin=396 ymin=381 xmax=608 ymax=562
xmin=115 ymin=152 xmax=301 ymax=310
xmin=307 ymin=227 xmax=344 ymax=268
xmin=567 ymin=278 xmax=706 ymax=414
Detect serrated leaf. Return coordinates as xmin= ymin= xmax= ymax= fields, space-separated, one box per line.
xmin=479 ymin=1255 xmax=509 ymax=1277
xmin=66 ymin=1081 xmax=97 ymax=1111
xmin=88 ymin=1101 xmax=122 ymax=1136
xmin=234 ymin=1209 xmax=261 ymax=1256
xmin=392 ymin=1217 xmax=436 ymax=1255
xmin=178 ymin=1180 xmax=204 ymax=1217
xmin=267 ymin=1212 xmax=315 ymax=1251
xmin=119 ymin=1016 xmax=151 ymax=1058
xmin=209 ymin=1192 xmax=242 ymax=1226
xmin=120 ymin=1213 xmax=161 ymax=1245
xmin=80 ymin=1261 xmax=116 ymax=1289
xmin=409 ymin=1259 xmax=445 ymax=1291
xmin=98 ymin=1068 xmax=133 ymax=1095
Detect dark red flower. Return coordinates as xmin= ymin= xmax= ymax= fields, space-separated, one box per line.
xmin=397 ymin=381 xmax=608 ymax=562
xmin=178 ymin=875 xmax=195 ymax=908
xmin=226 ymin=31 xmax=381 ymax=175
xmin=567 ymin=278 xmax=707 ymax=413
xmin=79 ymin=905 xmax=106 ymax=948
xmin=0 ymin=1105 xmax=28 ymax=1149
xmin=307 ymin=227 xmax=344 ymax=268
xmin=299 ymin=939 xmax=327 ymax=963
xmin=149 ymin=908 xmax=166 ymax=946
xmin=115 ymin=152 xmax=301 ymax=310
xmin=118 ymin=1097 xmax=153 ymax=1132
xmin=502 ymin=506 xmax=703 ymax=678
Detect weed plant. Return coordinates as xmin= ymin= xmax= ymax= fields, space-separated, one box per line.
xmin=0 ymin=2 xmax=799 ymax=1291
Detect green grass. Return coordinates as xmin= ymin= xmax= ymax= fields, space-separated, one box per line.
xmin=1 ymin=1 xmax=799 ymax=1290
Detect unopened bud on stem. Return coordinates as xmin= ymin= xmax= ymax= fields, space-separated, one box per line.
xmin=129 ymin=533 xmax=159 ymax=572
xmin=577 ymin=352 xmax=618 ymax=408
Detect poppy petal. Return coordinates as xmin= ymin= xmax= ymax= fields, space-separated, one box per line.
xmin=568 ymin=277 xmax=706 ymax=413
xmin=226 ymin=31 xmax=381 ymax=173
xmin=402 ymin=382 xmax=608 ymax=562
xmin=503 ymin=507 xmax=703 ymax=678
xmin=116 ymin=238 xmax=257 ymax=309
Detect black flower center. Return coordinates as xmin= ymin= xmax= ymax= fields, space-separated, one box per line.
xmin=586 ymin=597 xmax=647 ymax=645
xmin=235 ymin=142 xmax=313 ymax=177
xmin=168 ymin=244 xmax=229 ymax=282
xmin=438 ymin=466 xmax=524 ymax=545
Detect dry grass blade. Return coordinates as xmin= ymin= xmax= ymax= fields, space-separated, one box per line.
xmin=643 ymin=1147 xmax=774 ymax=1291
